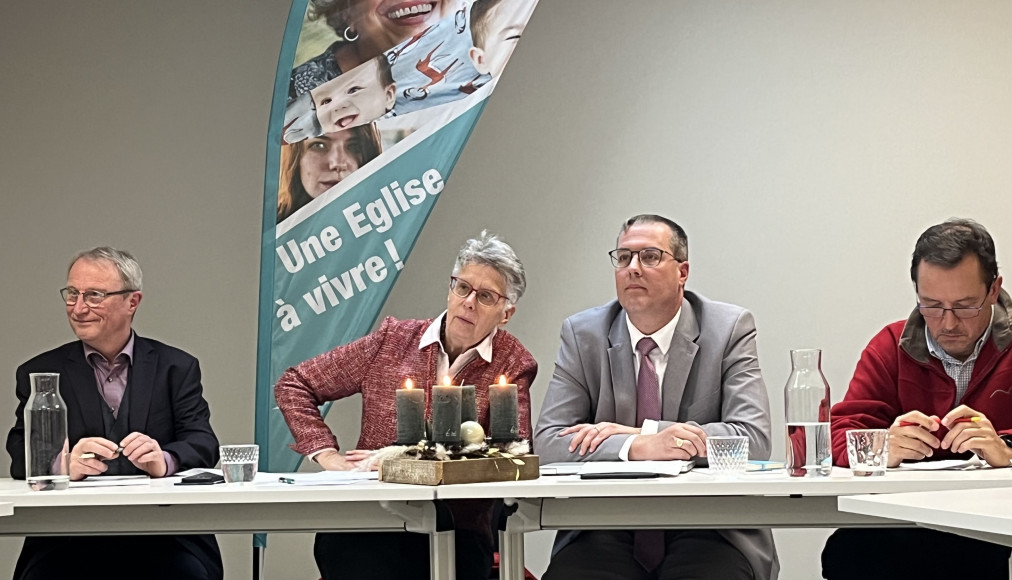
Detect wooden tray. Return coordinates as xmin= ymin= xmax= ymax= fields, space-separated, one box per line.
xmin=379 ymin=455 xmax=539 ymax=486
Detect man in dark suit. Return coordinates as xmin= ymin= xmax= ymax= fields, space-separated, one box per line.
xmin=534 ymin=215 xmax=779 ymax=580
xmin=6 ymin=247 xmax=223 ymax=580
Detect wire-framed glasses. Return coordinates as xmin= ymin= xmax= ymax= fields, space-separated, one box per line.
xmin=60 ymin=287 xmax=136 ymax=307
xmin=449 ymin=277 xmax=507 ymax=307
xmin=917 ymin=294 xmax=989 ymax=319
xmin=608 ymin=247 xmax=675 ymax=269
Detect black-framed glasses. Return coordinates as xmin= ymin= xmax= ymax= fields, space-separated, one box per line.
xmin=449 ymin=276 xmax=507 ymax=307
xmin=917 ymin=294 xmax=990 ymax=319
xmin=60 ymin=287 xmax=136 ymax=307
xmin=609 ymin=247 xmax=675 ymax=269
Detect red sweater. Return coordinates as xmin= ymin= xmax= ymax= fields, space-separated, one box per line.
xmin=830 ymin=292 xmax=1012 ymax=465
xmin=275 ymin=316 xmax=537 ymax=545
xmin=275 ymin=316 xmax=537 ymax=455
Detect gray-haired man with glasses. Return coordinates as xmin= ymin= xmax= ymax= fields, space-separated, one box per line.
xmin=6 ymin=247 xmax=222 ymax=580
xmin=823 ymin=219 xmax=1012 ymax=579
xmin=535 ymin=214 xmax=778 ymax=580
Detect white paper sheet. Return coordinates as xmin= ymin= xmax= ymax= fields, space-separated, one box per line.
xmin=70 ymin=475 xmax=151 ymax=488
xmin=540 ymin=462 xmax=584 ymax=476
xmin=578 ymin=461 xmax=693 ymax=476
xmin=271 ymin=471 xmax=379 ymax=486
xmin=891 ymin=456 xmax=986 ymax=471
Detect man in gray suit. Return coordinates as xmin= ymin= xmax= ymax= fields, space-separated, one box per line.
xmin=534 ymin=214 xmax=779 ymax=580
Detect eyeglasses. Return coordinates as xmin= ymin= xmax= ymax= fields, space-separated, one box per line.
xmin=917 ymin=294 xmax=989 ymax=319
xmin=449 ymin=276 xmax=507 ymax=307
xmin=60 ymin=287 xmax=136 ymax=307
xmin=608 ymin=247 xmax=676 ymax=269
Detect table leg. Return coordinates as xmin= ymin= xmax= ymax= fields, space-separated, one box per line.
xmin=381 ymin=500 xmax=457 ymax=580
xmin=429 ymin=530 xmax=456 ymax=580
xmin=499 ymin=499 xmax=543 ymax=580
xmin=252 ymin=544 xmax=265 ymax=580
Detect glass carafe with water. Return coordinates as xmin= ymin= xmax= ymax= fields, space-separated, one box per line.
xmin=784 ymin=349 xmax=832 ymax=476
xmin=25 ymin=373 xmax=70 ymax=490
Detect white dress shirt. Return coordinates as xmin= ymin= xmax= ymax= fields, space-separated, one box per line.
xmin=619 ymin=307 xmax=682 ymax=460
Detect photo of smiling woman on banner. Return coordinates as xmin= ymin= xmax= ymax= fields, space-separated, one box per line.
xmin=289 ymin=0 xmax=464 ymax=100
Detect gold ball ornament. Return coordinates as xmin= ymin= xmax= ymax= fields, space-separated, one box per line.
xmin=460 ymin=421 xmax=486 ymax=445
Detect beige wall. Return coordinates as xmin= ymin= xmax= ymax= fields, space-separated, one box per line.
xmin=2 ymin=1 xmax=1012 ymax=578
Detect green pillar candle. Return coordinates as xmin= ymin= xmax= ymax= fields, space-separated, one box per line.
xmin=489 ymin=375 xmax=519 ymax=442
xmin=431 ymin=380 xmax=462 ymax=445
xmin=396 ymin=379 xmax=426 ymax=445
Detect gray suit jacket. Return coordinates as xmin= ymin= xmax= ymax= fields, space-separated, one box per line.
xmin=534 ymin=291 xmax=779 ymax=580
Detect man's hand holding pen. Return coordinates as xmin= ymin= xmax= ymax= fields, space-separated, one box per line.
xmin=889 ymin=405 xmax=1012 ymax=467
xmin=72 ymin=432 xmax=168 ymax=479
xmin=70 ymin=437 xmax=122 ymax=480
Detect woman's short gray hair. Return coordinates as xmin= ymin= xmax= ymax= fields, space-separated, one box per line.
xmin=451 ymin=231 xmax=526 ymax=303
xmin=69 ymin=247 xmax=143 ymax=291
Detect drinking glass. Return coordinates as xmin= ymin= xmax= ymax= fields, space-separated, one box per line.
xmin=220 ymin=444 xmax=259 ymax=484
xmin=706 ymin=436 xmax=749 ymax=478
xmin=846 ymin=429 xmax=888 ymax=476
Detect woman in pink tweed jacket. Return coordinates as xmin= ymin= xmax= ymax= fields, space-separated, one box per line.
xmin=275 ymin=230 xmax=537 ymax=580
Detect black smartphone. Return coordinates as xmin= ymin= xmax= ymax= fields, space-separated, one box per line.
xmin=175 ymin=471 xmax=225 ymax=485
xmin=579 ymin=472 xmax=661 ymax=480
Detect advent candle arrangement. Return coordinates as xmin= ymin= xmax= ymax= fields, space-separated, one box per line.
xmin=431 ymin=376 xmax=462 ymax=445
xmin=489 ymin=375 xmax=519 ymax=442
xmin=395 ymin=379 xmax=426 ymax=445
xmin=460 ymin=384 xmax=477 ymax=423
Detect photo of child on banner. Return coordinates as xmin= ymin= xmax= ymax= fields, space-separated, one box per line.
xmin=313 ymin=56 xmax=397 ymax=134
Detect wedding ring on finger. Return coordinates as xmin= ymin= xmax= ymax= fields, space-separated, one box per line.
xmin=591 ymin=425 xmax=601 ymax=432
xmin=674 ymin=437 xmax=685 ymax=448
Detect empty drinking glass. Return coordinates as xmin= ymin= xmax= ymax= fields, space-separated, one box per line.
xmin=220 ymin=444 xmax=259 ymax=484
xmin=846 ymin=429 xmax=888 ymax=476
xmin=706 ymin=436 xmax=749 ymax=478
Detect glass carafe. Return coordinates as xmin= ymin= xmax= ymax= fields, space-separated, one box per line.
xmin=784 ymin=349 xmax=831 ymax=477
xmin=25 ymin=373 xmax=70 ymax=490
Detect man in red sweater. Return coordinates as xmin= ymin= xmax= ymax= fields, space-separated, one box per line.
xmin=275 ymin=230 xmax=537 ymax=580
xmin=823 ymin=219 xmax=1012 ymax=579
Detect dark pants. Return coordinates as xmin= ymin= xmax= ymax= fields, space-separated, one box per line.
xmin=315 ymin=530 xmax=494 ymax=580
xmin=544 ymin=530 xmax=754 ymax=580
xmin=822 ymin=528 xmax=1011 ymax=580
xmin=15 ymin=535 xmax=222 ymax=580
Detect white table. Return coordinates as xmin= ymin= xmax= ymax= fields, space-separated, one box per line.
xmin=435 ymin=467 xmax=1012 ymax=580
xmin=0 ymin=476 xmax=456 ymax=580
xmin=839 ymin=486 xmax=1012 ymax=548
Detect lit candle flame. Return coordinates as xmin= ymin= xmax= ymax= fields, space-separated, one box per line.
xmin=404 ymin=378 xmax=414 ymax=390
xmin=443 ymin=375 xmax=451 ymax=386
xmin=499 ymin=375 xmax=508 ymax=385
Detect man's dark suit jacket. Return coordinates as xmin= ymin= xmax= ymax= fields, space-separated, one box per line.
xmin=6 ymin=335 xmax=222 ymax=579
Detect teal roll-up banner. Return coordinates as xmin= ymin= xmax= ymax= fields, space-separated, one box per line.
xmin=255 ymin=0 xmax=539 ymax=479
